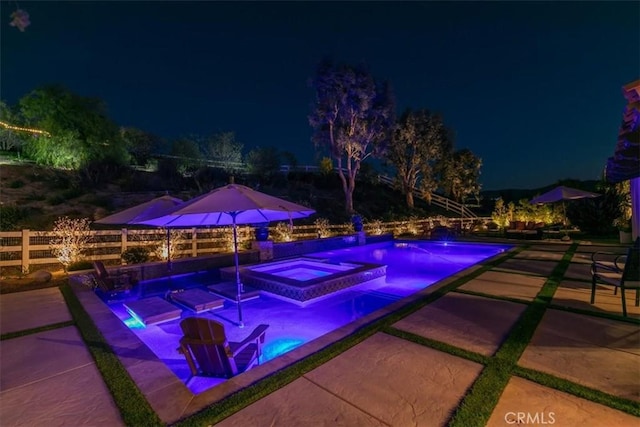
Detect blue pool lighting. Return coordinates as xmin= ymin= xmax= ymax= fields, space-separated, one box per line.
xmin=263 ymin=338 xmax=306 ymax=361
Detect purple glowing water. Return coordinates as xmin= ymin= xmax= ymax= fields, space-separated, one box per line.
xmin=108 ymin=240 xmax=510 ymax=393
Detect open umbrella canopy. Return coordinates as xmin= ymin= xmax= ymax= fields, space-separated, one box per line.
xmin=137 ymin=184 xmax=315 ymax=227
xmin=136 ymin=184 xmax=315 ymax=328
xmin=94 ymin=195 xmax=185 ymax=225
xmin=529 ymin=186 xmax=601 ymax=205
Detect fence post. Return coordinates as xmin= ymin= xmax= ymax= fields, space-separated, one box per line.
xmin=121 ymin=228 xmax=128 ymax=255
xmin=21 ymin=229 xmax=30 ymax=274
xmin=191 ymin=227 xmax=197 ymax=257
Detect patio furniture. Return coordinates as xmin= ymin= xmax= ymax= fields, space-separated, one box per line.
xmin=506 ymin=221 xmax=545 ymax=239
xmin=92 ymin=261 xmax=136 ymax=295
xmin=590 ymin=242 xmax=640 ymax=317
xmin=178 ymin=317 xmax=268 ymax=378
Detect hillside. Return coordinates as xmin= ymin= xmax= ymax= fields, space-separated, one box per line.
xmin=0 ymin=162 xmax=449 ymax=231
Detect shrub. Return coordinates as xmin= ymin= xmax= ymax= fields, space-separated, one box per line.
xmin=49 ymin=216 xmax=92 ymax=269
xmin=273 ymin=222 xmax=293 ymax=242
xmin=314 ymin=218 xmax=331 ymax=238
xmin=366 ymin=219 xmax=384 ymax=235
xmin=0 ymin=204 xmax=29 ymax=231
xmin=319 ymin=157 xmax=333 ymax=175
xmin=122 ymin=247 xmax=150 ymax=265
xmin=67 ymin=260 xmax=94 ymax=271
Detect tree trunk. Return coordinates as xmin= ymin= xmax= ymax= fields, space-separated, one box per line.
xmin=406 ymin=190 xmax=414 ymax=209
xmin=345 ymin=186 xmax=354 ymax=214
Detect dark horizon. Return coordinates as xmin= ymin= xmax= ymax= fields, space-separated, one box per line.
xmin=2 ymin=1 xmax=638 ymax=190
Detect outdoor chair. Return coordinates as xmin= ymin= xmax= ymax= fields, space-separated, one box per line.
xmin=590 ymin=240 xmax=640 ymax=317
xmin=591 ymin=238 xmax=640 ymax=296
xmin=92 ymin=261 xmax=136 ymax=295
xmin=178 ymin=317 xmax=269 ymax=378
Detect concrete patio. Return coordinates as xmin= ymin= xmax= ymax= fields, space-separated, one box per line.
xmin=1 ymin=240 xmax=638 ymax=426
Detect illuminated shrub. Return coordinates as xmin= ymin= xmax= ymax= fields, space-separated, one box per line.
xmin=491 ymin=198 xmax=512 ymax=229
xmin=273 ymin=222 xmax=293 ymax=242
xmin=314 ymin=218 xmax=331 ymax=238
xmin=152 ymin=228 xmax=187 ymax=261
xmin=221 ymin=225 xmax=252 ymax=251
xmin=367 ymin=219 xmax=384 ymax=235
xmin=406 ymin=216 xmax=419 ymax=235
xmin=49 ymin=216 xmax=92 ymax=269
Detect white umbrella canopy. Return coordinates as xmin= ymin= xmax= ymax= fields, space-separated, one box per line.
xmin=136 ymin=184 xmax=315 ymax=227
xmin=94 ymin=195 xmax=185 ymax=225
xmin=530 ymin=186 xmax=601 ymax=236
xmin=137 ymin=184 xmax=315 ymax=327
xmin=94 ymin=195 xmax=185 ymax=270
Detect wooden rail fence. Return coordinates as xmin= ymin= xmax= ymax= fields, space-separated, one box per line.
xmin=0 ymin=217 xmax=490 ymax=274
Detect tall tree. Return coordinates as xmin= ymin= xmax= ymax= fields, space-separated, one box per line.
xmin=309 ymin=60 xmax=394 ymax=214
xmin=18 ymin=85 xmax=127 ymax=169
xmin=202 ymin=131 xmax=244 ymax=174
xmin=387 ymin=109 xmax=451 ymax=208
xmin=441 ymin=148 xmax=482 ymax=203
xmin=245 ymin=146 xmax=281 ymax=183
xmin=120 ymin=127 xmax=162 ymax=166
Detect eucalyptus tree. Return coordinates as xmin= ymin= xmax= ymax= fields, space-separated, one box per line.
xmin=309 ymin=60 xmax=394 ymax=214
xmin=387 ymin=109 xmax=452 ymax=208
xmin=441 ymin=148 xmax=482 ymax=203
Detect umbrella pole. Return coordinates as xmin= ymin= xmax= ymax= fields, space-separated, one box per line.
xmin=562 ymin=201 xmax=569 ymax=239
xmin=166 ymin=228 xmax=172 ymax=272
xmin=232 ymin=215 xmax=244 ymax=328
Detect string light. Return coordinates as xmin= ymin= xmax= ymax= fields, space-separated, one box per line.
xmin=0 ymin=120 xmax=51 ymax=137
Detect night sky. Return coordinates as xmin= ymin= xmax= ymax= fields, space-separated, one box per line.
xmin=2 ymin=1 xmax=638 ymax=190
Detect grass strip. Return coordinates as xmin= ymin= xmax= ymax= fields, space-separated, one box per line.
xmin=514 ymin=365 xmax=640 ymax=417
xmin=0 ymin=320 xmax=74 ymax=341
xmin=60 ymin=284 xmax=163 ymax=427
xmin=448 ymin=243 xmax=577 ymax=427
xmin=383 ymin=327 xmax=489 ymax=365
xmin=448 ymin=360 xmax=515 ymax=427
xmin=175 ymin=249 xmax=520 ymax=425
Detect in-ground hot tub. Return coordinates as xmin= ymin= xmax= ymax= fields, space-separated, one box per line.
xmin=220 ymin=257 xmax=386 ymax=304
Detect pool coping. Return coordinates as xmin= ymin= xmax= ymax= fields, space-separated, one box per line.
xmin=69 ymin=244 xmax=515 ymax=424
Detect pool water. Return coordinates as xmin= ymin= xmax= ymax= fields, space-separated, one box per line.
xmin=273 ymin=267 xmax=332 ymax=280
xmin=108 ymin=240 xmax=510 ymax=393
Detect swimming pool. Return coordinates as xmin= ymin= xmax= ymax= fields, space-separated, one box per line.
xmin=107 ymin=240 xmax=510 ymax=393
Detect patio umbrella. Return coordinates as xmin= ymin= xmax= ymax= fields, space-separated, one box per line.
xmin=136 ymin=184 xmax=315 ymax=327
xmin=529 ymin=186 xmax=601 ymax=236
xmin=94 ymin=195 xmax=185 ymax=269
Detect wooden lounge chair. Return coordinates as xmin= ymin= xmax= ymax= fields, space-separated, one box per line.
xmin=178 ymin=317 xmax=268 ymax=378
xmin=92 ymin=261 xmax=136 ymax=295
xmin=590 ymin=239 xmax=640 ymax=317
